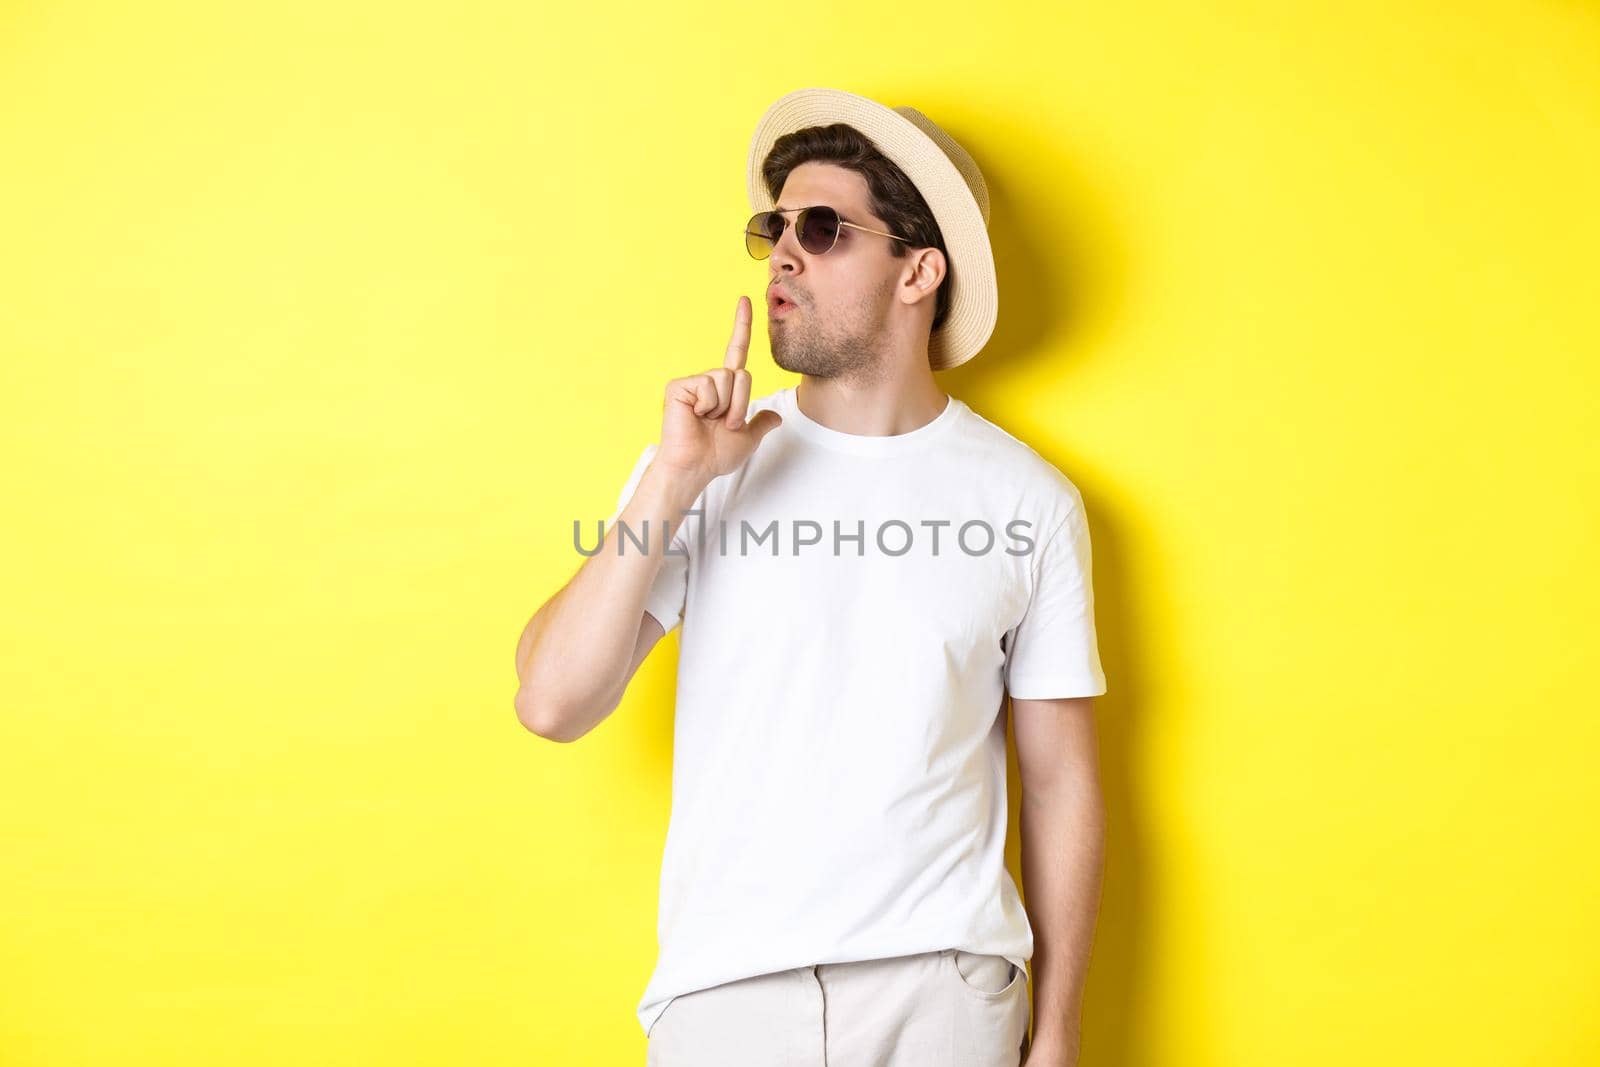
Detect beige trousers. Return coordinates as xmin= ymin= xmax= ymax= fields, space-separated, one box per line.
xmin=646 ymin=948 xmax=1032 ymax=1067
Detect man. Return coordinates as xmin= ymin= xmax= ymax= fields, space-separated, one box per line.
xmin=514 ymin=87 xmax=1107 ymax=1067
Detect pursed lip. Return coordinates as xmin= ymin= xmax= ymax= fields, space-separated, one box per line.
xmin=768 ymin=285 xmax=798 ymax=314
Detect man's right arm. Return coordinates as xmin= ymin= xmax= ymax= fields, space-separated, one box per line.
xmin=512 ymin=459 xmax=705 ymax=742
xmin=512 ymin=294 xmax=783 ymax=743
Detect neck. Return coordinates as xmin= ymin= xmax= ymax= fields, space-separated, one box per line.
xmin=795 ymin=368 xmax=949 ymax=437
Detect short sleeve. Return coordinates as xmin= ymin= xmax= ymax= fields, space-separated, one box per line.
xmin=1003 ymin=498 xmax=1107 ymax=699
xmin=608 ymin=443 xmax=689 ymax=634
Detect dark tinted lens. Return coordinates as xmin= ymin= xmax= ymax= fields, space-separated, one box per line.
xmin=797 ymin=206 xmax=839 ymax=254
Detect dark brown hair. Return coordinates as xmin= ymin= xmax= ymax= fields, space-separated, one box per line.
xmin=760 ymin=123 xmax=952 ymax=334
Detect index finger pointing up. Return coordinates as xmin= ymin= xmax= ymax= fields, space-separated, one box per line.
xmin=725 ymin=295 xmax=751 ymax=371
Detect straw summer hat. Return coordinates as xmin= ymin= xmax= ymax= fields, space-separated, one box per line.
xmin=746 ymin=87 xmax=997 ymax=371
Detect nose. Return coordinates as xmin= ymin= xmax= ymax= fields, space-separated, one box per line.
xmin=767 ymin=215 xmax=804 ymax=275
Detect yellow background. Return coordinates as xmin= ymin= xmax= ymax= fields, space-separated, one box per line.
xmin=3 ymin=1 xmax=1597 ymax=1064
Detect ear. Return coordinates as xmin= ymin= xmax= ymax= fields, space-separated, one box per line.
xmin=900 ymin=246 xmax=947 ymax=310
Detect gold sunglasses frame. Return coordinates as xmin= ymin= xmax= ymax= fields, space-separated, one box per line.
xmin=745 ymin=205 xmax=910 ymax=259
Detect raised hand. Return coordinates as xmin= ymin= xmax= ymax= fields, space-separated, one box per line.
xmin=653 ymin=295 xmax=784 ymax=486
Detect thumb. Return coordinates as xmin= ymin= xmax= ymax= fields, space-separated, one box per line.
xmin=742 ymin=409 xmax=783 ymax=444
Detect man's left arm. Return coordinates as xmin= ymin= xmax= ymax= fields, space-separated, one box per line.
xmin=1012 ymin=694 xmax=1106 ymax=1066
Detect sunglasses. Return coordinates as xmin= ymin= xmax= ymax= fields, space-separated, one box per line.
xmin=745 ymin=205 xmax=910 ymax=259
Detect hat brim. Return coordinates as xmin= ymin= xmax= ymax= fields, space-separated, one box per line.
xmin=747 ymin=88 xmax=996 ymax=371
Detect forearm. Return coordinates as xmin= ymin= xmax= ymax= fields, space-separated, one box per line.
xmin=514 ymin=459 xmax=703 ymax=734
xmin=1019 ymin=778 xmax=1106 ymax=1050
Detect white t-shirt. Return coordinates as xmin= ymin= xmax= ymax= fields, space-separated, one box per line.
xmin=605 ymin=385 xmax=1107 ymax=1037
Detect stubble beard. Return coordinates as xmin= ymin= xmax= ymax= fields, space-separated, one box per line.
xmin=769 ymin=282 xmax=894 ymax=382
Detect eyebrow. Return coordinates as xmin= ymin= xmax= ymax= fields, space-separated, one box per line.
xmin=775 ymin=202 xmax=857 ymax=223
